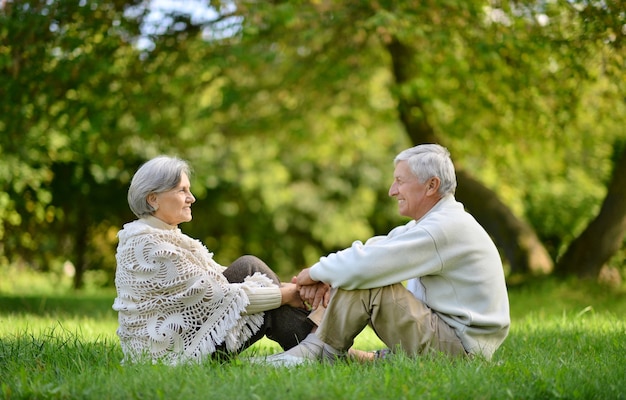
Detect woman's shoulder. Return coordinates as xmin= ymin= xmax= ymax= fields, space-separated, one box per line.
xmin=119 ymin=219 xmax=154 ymax=236
xmin=118 ymin=218 xmax=182 ymax=244
xmin=120 ymin=219 xmax=210 ymax=252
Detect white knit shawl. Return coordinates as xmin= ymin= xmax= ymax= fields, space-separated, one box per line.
xmin=112 ymin=217 xmax=272 ymax=365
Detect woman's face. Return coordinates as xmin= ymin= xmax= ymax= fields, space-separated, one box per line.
xmin=150 ymin=172 xmax=196 ymax=225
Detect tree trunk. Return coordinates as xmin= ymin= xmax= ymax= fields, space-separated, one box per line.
xmin=556 ymin=143 xmax=626 ymax=278
xmin=386 ymin=38 xmax=553 ymax=276
xmin=72 ymin=200 xmax=89 ymax=290
xmin=455 ymin=170 xmax=552 ymax=275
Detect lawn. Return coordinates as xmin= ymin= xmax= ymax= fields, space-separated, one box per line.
xmin=1 ymin=267 xmax=625 ymax=400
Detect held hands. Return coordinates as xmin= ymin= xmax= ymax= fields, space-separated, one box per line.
xmin=295 ymin=268 xmax=330 ymax=310
xmin=281 ymin=268 xmax=330 ymax=310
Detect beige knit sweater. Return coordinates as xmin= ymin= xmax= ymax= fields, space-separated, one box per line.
xmin=112 ymin=216 xmax=281 ymax=364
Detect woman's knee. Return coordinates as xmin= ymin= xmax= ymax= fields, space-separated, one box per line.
xmin=225 ymin=255 xmax=279 ymax=284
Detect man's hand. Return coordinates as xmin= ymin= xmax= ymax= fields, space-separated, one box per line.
xmin=299 ymin=282 xmax=330 ymax=310
xmin=295 ymin=268 xmax=330 ymax=309
xmin=295 ymin=268 xmax=317 ymax=286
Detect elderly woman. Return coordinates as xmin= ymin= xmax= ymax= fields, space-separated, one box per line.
xmin=112 ymin=156 xmax=313 ymax=364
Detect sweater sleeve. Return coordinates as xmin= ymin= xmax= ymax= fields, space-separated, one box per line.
xmin=309 ymin=222 xmax=443 ymax=290
xmin=241 ymin=285 xmax=281 ymax=314
xmin=236 ymin=272 xmax=282 ymax=314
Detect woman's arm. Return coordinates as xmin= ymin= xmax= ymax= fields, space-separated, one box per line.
xmin=242 ymin=283 xmax=306 ymax=314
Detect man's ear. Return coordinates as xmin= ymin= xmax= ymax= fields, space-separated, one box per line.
xmin=427 ymin=177 xmax=441 ymax=195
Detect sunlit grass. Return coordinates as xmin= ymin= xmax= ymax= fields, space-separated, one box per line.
xmin=1 ymin=266 xmax=625 ymax=399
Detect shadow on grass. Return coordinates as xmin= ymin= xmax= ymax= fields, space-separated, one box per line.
xmin=0 ymin=293 xmax=116 ymax=319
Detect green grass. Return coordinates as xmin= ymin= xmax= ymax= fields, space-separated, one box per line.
xmin=1 ymin=268 xmax=625 ymax=399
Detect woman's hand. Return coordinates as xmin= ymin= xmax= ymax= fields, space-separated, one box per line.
xmin=279 ymin=283 xmax=307 ymax=309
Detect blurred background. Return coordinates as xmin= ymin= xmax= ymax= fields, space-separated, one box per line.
xmin=1 ymin=0 xmax=624 ymax=290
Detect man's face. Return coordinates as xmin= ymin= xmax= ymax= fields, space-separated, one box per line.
xmin=388 ymin=161 xmax=433 ymax=220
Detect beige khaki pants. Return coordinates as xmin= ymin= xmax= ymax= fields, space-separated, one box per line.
xmin=311 ymin=283 xmax=466 ymax=357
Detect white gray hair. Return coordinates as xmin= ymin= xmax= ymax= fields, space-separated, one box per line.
xmin=394 ymin=144 xmax=457 ymax=196
xmin=127 ymin=156 xmax=192 ymax=218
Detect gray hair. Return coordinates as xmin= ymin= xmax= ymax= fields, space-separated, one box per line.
xmin=394 ymin=144 xmax=457 ymax=196
xmin=127 ymin=156 xmax=192 ymax=218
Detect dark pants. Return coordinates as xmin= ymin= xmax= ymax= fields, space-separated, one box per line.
xmin=217 ymin=255 xmax=313 ymax=356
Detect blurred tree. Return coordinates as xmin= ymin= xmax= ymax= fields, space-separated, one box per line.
xmin=0 ymin=0 xmax=188 ymax=287
xmin=208 ymin=0 xmax=625 ymax=278
xmin=1 ymin=0 xmax=624 ymax=288
xmin=553 ymin=0 xmax=626 ymax=278
xmin=556 ymin=142 xmax=626 ymax=278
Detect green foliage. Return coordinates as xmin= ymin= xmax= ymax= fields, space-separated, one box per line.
xmin=1 ymin=1 xmax=144 ymax=280
xmin=0 ymin=0 xmax=624 ymax=283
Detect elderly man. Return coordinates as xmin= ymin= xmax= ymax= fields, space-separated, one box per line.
xmin=260 ymin=144 xmax=510 ymax=366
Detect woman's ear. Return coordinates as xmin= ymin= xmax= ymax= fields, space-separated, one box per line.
xmin=147 ymin=193 xmax=158 ymax=209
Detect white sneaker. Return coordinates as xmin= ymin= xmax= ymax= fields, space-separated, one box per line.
xmin=249 ymin=352 xmax=312 ymax=367
xmin=247 ymin=333 xmax=344 ymax=367
xmin=248 ymin=349 xmax=343 ymax=367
